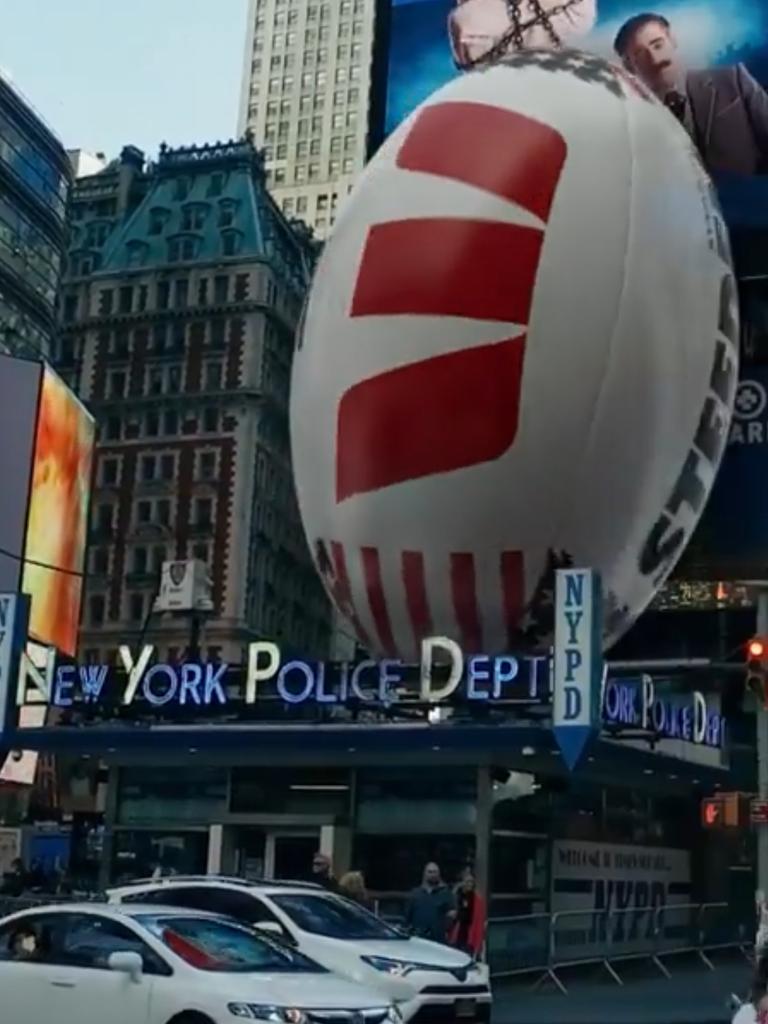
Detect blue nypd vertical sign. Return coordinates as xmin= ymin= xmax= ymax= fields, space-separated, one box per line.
xmin=553 ymin=569 xmax=603 ymax=770
xmin=0 ymin=593 xmax=30 ymax=745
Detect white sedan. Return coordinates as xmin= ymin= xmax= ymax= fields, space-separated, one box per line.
xmin=0 ymin=902 xmax=402 ymax=1024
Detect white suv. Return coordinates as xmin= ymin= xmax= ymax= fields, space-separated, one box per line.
xmin=108 ymin=877 xmax=492 ymax=1024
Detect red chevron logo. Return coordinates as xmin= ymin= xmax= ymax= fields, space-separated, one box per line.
xmin=336 ymin=101 xmax=567 ymax=503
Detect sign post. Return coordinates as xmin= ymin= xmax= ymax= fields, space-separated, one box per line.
xmin=553 ymin=569 xmax=603 ymax=771
xmin=0 ymin=593 xmax=30 ymax=747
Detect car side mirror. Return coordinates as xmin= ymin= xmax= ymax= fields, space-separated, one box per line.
xmin=108 ymin=951 xmax=143 ymax=983
xmin=257 ymin=921 xmax=295 ymax=944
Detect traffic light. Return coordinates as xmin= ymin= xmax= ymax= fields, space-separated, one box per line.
xmin=701 ymin=796 xmax=721 ymax=828
xmin=701 ymin=792 xmax=745 ymax=829
xmin=746 ymin=637 xmax=768 ymax=708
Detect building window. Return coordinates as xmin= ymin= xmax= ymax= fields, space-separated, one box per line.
xmin=210 ymin=320 xmax=226 ymax=349
xmin=149 ymin=209 xmax=167 ymax=235
xmin=297 ymin=196 xmax=308 ymax=213
xmin=141 ymin=455 xmax=157 ymax=481
xmin=198 ymin=451 xmax=217 ymax=480
xmin=99 ymin=289 xmax=114 ymax=315
xmin=195 ymin=498 xmax=213 ymax=526
xmin=137 ymin=500 xmax=152 ymax=524
xmin=101 ymin=457 xmax=119 ymax=485
xmin=335 ymin=66 xmax=347 ymax=83
xmin=95 ymin=504 xmax=114 ymax=533
xmin=214 ymin=276 xmax=229 ymax=305
xmin=146 ymin=412 xmax=159 ymax=437
xmin=91 ymin=547 xmax=109 ymax=574
xmin=109 ymin=371 xmax=126 ymax=398
xmin=282 ymin=198 xmax=294 ymax=214
xmin=89 ymin=595 xmax=105 ymax=626
xmin=181 ymin=205 xmax=206 ymax=231
xmin=152 ymin=324 xmax=167 ymax=353
xmin=207 ymin=173 xmax=225 ymax=198
xmin=171 ymin=323 xmax=185 ymax=352
xmin=193 ymin=542 xmax=210 ymax=563
xmin=138 ymin=285 xmax=148 ymax=311
xmin=221 ymin=231 xmax=241 ymax=256
xmin=330 ymin=134 xmax=342 ymax=152
xmin=157 ymin=281 xmax=170 ymax=310
xmin=105 ymin=416 xmax=121 ymax=441
xmin=118 ymin=286 xmax=133 ymax=314
xmin=198 ymin=278 xmax=209 ymax=305
xmin=175 ymin=279 xmax=189 ymax=308
xmin=174 ymin=178 xmax=191 ymax=201
xmin=159 ymin=454 xmax=174 ymax=480
xmin=168 ymin=365 xmax=183 ymax=392
xmin=133 ymin=547 xmax=148 ymax=574
xmin=148 ymin=368 xmax=164 ymax=395
xmin=152 ymin=545 xmax=167 ymax=573
xmin=164 ymin=410 xmax=179 ymax=435
xmin=157 ymin=499 xmax=171 ymax=526
xmin=169 ymin=238 xmax=197 ymax=262
xmin=310 ymin=138 xmax=321 ymax=156
xmin=343 ymin=157 xmax=354 ymax=173
xmin=205 ymin=362 xmax=223 ymax=390
xmin=203 ymin=407 xmax=220 ymax=433
xmin=129 ymin=593 xmax=145 ymax=622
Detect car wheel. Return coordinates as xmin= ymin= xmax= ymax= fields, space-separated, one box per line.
xmin=167 ymin=1014 xmax=215 ymax=1024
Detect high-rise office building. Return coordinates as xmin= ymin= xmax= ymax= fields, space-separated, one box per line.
xmin=0 ymin=73 xmax=72 ymax=358
xmin=56 ymin=140 xmax=332 ymax=665
xmin=238 ymin=0 xmax=376 ymax=237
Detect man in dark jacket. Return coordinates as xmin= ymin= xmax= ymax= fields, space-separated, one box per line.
xmin=311 ymin=852 xmax=340 ymax=893
xmin=614 ymin=12 xmax=768 ymax=177
xmin=405 ymin=863 xmax=456 ymax=943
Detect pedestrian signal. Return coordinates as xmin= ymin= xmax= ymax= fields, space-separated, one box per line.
xmin=701 ymin=798 xmax=721 ymax=828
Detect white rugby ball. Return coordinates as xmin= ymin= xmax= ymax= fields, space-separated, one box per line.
xmin=290 ymin=50 xmax=739 ymax=659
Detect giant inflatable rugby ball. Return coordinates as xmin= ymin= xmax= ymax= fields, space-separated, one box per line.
xmin=291 ymin=50 xmax=739 ymax=659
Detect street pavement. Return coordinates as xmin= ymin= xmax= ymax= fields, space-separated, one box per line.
xmin=491 ymin=953 xmax=751 ymax=1024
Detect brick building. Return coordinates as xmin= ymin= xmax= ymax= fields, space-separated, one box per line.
xmin=55 ymin=139 xmax=332 ymax=665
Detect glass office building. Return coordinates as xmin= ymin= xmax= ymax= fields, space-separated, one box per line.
xmin=0 ymin=73 xmax=71 ymax=359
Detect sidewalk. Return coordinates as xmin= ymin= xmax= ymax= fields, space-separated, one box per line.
xmin=492 ymin=954 xmax=751 ymax=1024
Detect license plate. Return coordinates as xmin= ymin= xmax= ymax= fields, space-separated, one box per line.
xmin=455 ymin=999 xmax=476 ymax=1019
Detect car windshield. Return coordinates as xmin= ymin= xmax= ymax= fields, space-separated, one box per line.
xmin=137 ymin=915 xmax=325 ymax=973
xmin=271 ymin=894 xmax=403 ymax=940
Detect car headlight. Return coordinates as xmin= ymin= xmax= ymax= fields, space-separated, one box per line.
xmin=361 ymin=955 xmax=422 ymax=977
xmin=228 ymin=1006 xmax=307 ymax=1023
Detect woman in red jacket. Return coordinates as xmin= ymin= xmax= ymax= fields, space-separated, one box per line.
xmin=449 ymin=869 xmax=486 ymax=958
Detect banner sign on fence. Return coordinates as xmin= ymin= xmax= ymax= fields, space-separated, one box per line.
xmin=551 ymin=840 xmax=692 ymax=960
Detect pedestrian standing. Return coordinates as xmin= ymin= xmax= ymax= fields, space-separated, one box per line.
xmin=311 ymin=852 xmax=340 ymax=892
xmin=339 ymin=871 xmax=374 ymax=909
xmin=405 ymin=862 xmax=456 ymax=943
xmin=449 ymin=868 xmax=486 ymax=958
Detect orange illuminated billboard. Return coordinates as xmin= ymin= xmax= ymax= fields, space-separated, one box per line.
xmin=20 ymin=366 xmax=94 ymax=655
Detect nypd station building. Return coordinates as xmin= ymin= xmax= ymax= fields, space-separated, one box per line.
xmin=0 ymin=571 xmax=750 ymax=924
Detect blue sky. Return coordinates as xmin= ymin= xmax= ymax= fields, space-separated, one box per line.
xmin=0 ymin=0 xmax=249 ymax=161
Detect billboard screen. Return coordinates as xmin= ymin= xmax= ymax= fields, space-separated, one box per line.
xmin=374 ymin=1 xmax=768 ymax=237
xmin=21 ymin=366 xmax=95 ymax=656
xmin=0 ymin=354 xmax=43 ymax=596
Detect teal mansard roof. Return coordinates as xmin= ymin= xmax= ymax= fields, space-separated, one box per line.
xmin=99 ymin=139 xmax=314 ymax=288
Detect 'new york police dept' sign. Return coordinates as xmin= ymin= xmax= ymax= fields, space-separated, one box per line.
xmin=553 ymin=569 xmax=603 ymax=770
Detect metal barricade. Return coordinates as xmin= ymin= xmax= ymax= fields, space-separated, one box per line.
xmin=485 ymin=913 xmax=550 ymax=975
xmin=486 ymin=901 xmax=750 ymax=993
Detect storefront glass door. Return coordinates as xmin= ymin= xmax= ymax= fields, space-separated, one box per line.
xmin=266 ymin=832 xmax=318 ymax=881
xmin=231 ymin=828 xmax=319 ymax=882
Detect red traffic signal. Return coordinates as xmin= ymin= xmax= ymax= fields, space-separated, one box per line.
xmin=749 ymin=638 xmax=767 ymax=660
xmin=747 ymin=638 xmax=768 ymax=708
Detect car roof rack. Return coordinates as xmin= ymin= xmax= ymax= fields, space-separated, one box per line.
xmin=111 ymin=874 xmax=324 ymax=891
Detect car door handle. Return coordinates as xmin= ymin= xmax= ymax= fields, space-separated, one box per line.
xmin=50 ymin=980 xmax=76 ymax=989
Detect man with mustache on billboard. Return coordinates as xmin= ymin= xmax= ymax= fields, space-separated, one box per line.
xmin=448 ymin=0 xmax=597 ymax=71
xmin=614 ymin=12 xmax=768 ymax=176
